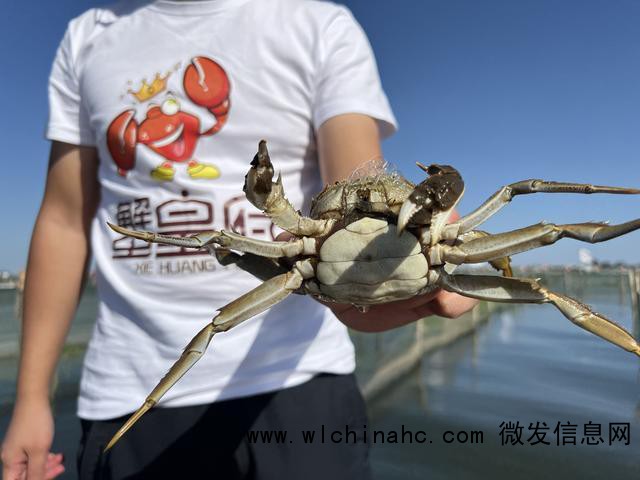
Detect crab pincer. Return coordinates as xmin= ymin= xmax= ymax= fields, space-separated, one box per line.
xmin=243 ymin=139 xmax=276 ymax=209
xmin=243 ymin=140 xmax=334 ymax=237
xmin=397 ymin=163 xmax=465 ymax=236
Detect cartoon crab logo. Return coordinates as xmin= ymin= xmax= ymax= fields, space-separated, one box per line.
xmin=107 ymin=56 xmax=230 ymax=181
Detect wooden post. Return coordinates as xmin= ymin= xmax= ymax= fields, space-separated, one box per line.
xmin=630 ymin=269 xmax=640 ymax=338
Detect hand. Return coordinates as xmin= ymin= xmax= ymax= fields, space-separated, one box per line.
xmin=1 ymin=399 xmax=65 ymax=480
xmin=326 ymin=290 xmax=478 ymax=332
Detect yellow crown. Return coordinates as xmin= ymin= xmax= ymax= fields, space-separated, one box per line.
xmin=128 ymin=73 xmax=170 ymax=102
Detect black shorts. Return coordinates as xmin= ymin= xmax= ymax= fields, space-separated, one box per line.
xmin=77 ymin=373 xmax=372 ymax=480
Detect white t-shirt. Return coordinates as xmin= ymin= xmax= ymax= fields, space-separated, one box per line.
xmin=47 ymin=0 xmax=397 ymax=420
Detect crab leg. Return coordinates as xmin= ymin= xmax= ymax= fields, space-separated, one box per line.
xmin=108 ymin=222 xmax=315 ymax=258
xmin=214 ymin=249 xmax=289 ymax=281
xmin=453 ymin=180 xmax=640 ymax=234
xmin=244 ymin=140 xmax=335 ymax=237
xmin=439 ymin=273 xmax=640 ymax=357
xmin=437 ymin=219 xmax=640 ymax=266
xmin=104 ymin=265 xmax=308 ymax=452
xmin=457 ymin=230 xmax=513 ymax=276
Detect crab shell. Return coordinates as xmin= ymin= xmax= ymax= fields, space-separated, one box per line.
xmin=309 ymin=216 xmax=434 ymax=304
xmin=309 ymin=174 xmax=414 ymax=219
xmin=303 ymin=174 xmax=439 ymax=305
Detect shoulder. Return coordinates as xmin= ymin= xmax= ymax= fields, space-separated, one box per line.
xmin=62 ymin=1 xmax=150 ymax=59
xmin=289 ymin=0 xmax=350 ymax=17
xmin=260 ymin=0 xmax=363 ymax=59
xmin=268 ymin=0 xmax=356 ymax=30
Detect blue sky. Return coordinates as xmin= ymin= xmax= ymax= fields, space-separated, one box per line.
xmin=1 ymin=0 xmax=640 ymax=273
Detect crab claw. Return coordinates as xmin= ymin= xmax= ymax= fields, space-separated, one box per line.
xmin=397 ymin=163 xmax=464 ymax=235
xmin=397 ymin=196 xmax=430 ymax=235
xmin=244 ymin=140 xmax=277 ymax=210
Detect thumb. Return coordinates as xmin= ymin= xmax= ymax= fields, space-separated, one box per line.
xmin=2 ymin=448 xmax=27 ymax=480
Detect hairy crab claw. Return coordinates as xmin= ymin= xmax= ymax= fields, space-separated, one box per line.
xmin=244 ymin=139 xmax=278 ymax=208
xmin=397 ymin=163 xmax=465 ymax=234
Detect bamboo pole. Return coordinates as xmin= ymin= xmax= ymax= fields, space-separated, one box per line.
xmin=631 ymin=268 xmax=640 ymax=338
xmin=362 ymin=304 xmax=495 ymax=402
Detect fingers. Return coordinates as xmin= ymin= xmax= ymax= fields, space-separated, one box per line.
xmin=45 ymin=453 xmax=65 ymax=480
xmin=332 ymin=306 xmax=404 ymax=332
xmin=325 ymin=301 xmax=352 ymax=315
xmin=274 ymin=231 xmax=293 ymax=242
xmin=326 ymin=293 xmax=441 ymax=332
xmin=326 ymin=289 xmax=479 ymax=332
xmin=0 ymin=450 xmax=64 ymax=480
xmin=426 ymin=291 xmax=479 ymax=319
xmin=390 ymin=290 xmax=440 ymax=310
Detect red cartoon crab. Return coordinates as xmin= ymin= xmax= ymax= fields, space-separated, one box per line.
xmin=107 ymin=56 xmax=230 ymax=181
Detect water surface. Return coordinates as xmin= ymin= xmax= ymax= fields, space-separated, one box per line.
xmin=368 ymin=272 xmax=640 ymax=479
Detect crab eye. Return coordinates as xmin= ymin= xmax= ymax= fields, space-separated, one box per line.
xmin=161 ymin=98 xmax=180 ymax=115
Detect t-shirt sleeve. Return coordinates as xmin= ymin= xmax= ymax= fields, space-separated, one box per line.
xmin=46 ymin=25 xmax=95 ymax=146
xmin=313 ymin=7 xmax=397 ymax=139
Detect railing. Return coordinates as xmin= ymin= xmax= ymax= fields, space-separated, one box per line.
xmin=628 ymin=268 xmax=640 ymax=337
xmin=352 ymin=302 xmax=501 ymax=401
xmin=353 ymin=267 xmax=640 ymax=402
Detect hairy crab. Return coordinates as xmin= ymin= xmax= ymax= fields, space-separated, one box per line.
xmin=106 ymin=140 xmax=640 ymax=450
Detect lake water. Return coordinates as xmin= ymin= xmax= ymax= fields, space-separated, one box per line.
xmin=0 ymin=272 xmax=638 ymax=479
xmin=368 ymin=272 xmax=640 ymax=479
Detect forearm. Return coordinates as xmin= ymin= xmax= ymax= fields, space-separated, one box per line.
xmin=316 ymin=115 xmax=478 ymax=330
xmin=317 ymin=113 xmax=382 ymax=184
xmin=16 ymin=212 xmax=91 ymax=402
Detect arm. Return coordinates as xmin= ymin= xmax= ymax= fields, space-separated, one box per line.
xmin=1 ymin=142 xmax=100 ymax=480
xmin=316 ymin=113 xmax=478 ymax=332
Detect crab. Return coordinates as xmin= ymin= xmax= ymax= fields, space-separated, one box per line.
xmin=105 ymin=140 xmax=640 ymax=450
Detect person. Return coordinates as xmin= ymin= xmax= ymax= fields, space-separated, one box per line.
xmin=1 ymin=1 xmax=477 ymax=479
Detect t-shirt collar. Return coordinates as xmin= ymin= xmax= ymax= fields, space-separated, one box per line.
xmin=149 ymin=0 xmax=252 ymax=16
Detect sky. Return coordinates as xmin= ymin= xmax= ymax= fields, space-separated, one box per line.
xmin=1 ymin=0 xmax=640 ymax=273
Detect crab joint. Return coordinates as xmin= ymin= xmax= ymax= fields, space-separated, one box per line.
xmin=429 ymin=244 xmax=465 ymax=266
xmin=293 ymin=259 xmax=316 ymax=280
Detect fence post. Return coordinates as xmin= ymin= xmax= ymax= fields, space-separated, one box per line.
xmin=630 ymin=269 xmax=640 ymax=338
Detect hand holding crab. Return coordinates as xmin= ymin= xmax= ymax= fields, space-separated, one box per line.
xmin=106 ymin=140 xmax=640 ymax=450
xmin=274 ymin=220 xmax=479 ymax=332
